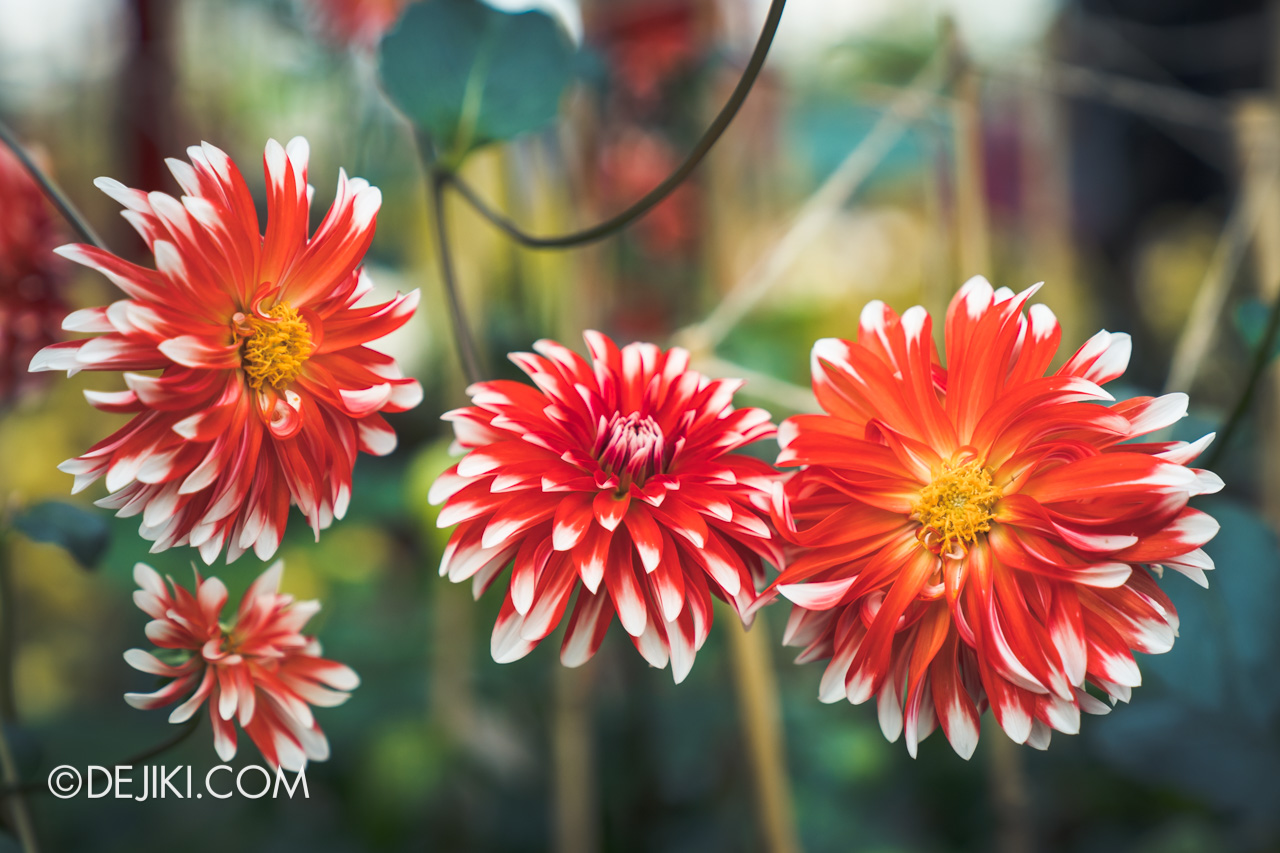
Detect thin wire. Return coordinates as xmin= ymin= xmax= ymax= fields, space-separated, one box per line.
xmin=0 ymin=119 xmax=106 ymax=251
xmin=442 ymin=0 xmax=787 ymax=249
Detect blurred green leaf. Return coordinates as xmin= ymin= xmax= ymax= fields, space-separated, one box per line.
xmin=378 ymin=0 xmax=574 ymax=162
xmin=13 ymin=500 xmax=110 ymax=569
xmin=1089 ymin=497 xmax=1280 ymax=828
xmin=1234 ymin=298 xmax=1280 ymax=361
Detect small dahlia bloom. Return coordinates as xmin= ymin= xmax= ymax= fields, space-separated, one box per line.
xmin=429 ymin=333 xmax=781 ymax=682
xmin=30 ymin=137 xmax=422 ymax=563
xmin=124 ymin=561 xmax=358 ymax=771
xmin=774 ymin=277 xmax=1222 ymax=757
xmin=0 ymin=145 xmax=68 ymax=405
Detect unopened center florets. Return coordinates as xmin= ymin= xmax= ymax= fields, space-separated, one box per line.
xmin=596 ymin=412 xmax=666 ymax=485
xmin=240 ymin=302 xmax=312 ymax=391
xmin=912 ymin=460 xmax=1002 ymax=556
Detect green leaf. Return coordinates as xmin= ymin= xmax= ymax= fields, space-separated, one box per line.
xmin=1234 ymin=298 xmax=1280 ymax=361
xmin=1087 ymin=497 xmax=1280 ymax=828
xmin=378 ymin=0 xmax=574 ymax=163
xmin=13 ymin=501 xmax=111 ymax=569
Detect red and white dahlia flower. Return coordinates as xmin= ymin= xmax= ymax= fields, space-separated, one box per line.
xmin=125 ymin=561 xmax=358 ymax=771
xmin=429 ymin=333 xmax=781 ymax=682
xmin=773 ymin=277 xmax=1222 ymax=757
xmin=30 ymin=137 xmax=422 ymax=563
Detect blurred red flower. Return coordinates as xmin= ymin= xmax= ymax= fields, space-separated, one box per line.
xmin=590 ymin=0 xmax=700 ymax=104
xmin=30 ymin=137 xmax=421 ymax=563
xmin=0 ymin=146 xmax=68 ymax=406
xmin=307 ymin=0 xmax=413 ymax=49
xmin=773 ymin=277 xmax=1222 ymax=757
xmin=597 ymin=129 xmax=698 ymax=257
xmin=125 ymin=561 xmax=358 ymax=771
xmin=430 ymin=333 xmax=781 ymax=682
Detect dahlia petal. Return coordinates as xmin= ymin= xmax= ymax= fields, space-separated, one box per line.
xmin=211 ymin=709 xmax=238 ymax=762
xmin=491 ymin=595 xmax=538 ymax=664
xmin=357 ymin=415 xmax=397 ymax=456
xmin=666 ymin=608 xmax=700 ymax=684
xmin=481 ymin=495 xmax=556 ymax=549
xmin=519 ymin=557 xmax=577 ymax=642
xmin=1040 ymin=693 xmax=1080 ymax=735
xmin=648 ymin=531 xmax=686 ymax=622
xmin=605 ymin=555 xmax=648 ymax=638
xmin=779 ymin=577 xmax=856 ymax=611
xmin=169 ymin=667 xmax=216 ymax=723
xmin=1153 ymin=432 xmax=1215 ymax=465
xmin=592 ymin=490 xmax=629 ymax=532
xmin=124 ymin=673 xmax=199 ymax=710
xmin=573 ymin=525 xmax=612 ymax=594
xmin=551 ymin=491 xmax=594 ymax=551
xmin=630 ymin=617 xmax=669 ymax=670
xmin=62 ymin=306 xmax=115 ymax=333
xmin=623 ymin=505 xmax=663 ymax=573
xmin=931 ymin=643 xmax=980 ymax=760
xmin=1119 ymin=392 xmax=1187 ymax=437
xmin=1074 ymin=687 xmax=1112 ymax=715
xmin=28 ymin=340 xmax=86 ymax=374
xmin=157 ymin=335 xmax=241 ymax=370
xmin=818 ymin=637 xmax=858 ymax=704
xmin=904 ymin=680 xmax=937 ymax=758
xmin=337 ymin=384 xmax=392 ymax=417
xmin=427 ymin=465 xmax=470 ymax=506
xmin=1059 ymin=330 xmax=1131 ymax=385
xmin=1025 ymin=719 xmax=1053 ymax=750
xmin=123 ymin=648 xmax=181 ymax=677
xmin=561 ymin=589 xmax=615 ymax=668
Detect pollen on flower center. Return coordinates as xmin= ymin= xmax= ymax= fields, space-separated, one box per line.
xmin=912 ymin=460 xmax=1002 ymax=556
xmin=596 ymin=412 xmax=666 ymax=485
xmin=240 ymin=302 xmax=312 ymax=390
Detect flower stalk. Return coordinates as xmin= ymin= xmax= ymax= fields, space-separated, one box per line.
xmin=0 ymin=533 xmax=39 ymax=853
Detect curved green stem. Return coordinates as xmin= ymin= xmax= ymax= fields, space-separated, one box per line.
xmin=442 ymin=0 xmax=787 ymax=249
xmin=419 ymin=135 xmax=485 ymax=386
xmin=0 ymin=119 xmax=106 ymax=251
xmin=1205 ymin=289 xmax=1280 ymax=469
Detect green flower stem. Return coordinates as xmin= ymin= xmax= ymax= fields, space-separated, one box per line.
xmin=0 ymin=119 xmax=106 ymax=251
xmin=420 ymin=137 xmax=485 ymax=386
xmin=440 ymin=0 xmax=787 ymax=249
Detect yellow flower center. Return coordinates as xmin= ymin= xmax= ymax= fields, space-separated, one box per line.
xmin=912 ymin=460 xmax=1002 ymax=556
xmin=240 ymin=302 xmax=312 ymax=391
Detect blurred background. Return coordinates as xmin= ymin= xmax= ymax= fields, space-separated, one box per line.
xmin=1 ymin=0 xmax=1279 ymax=850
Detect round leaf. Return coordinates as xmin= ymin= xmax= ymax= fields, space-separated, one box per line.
xmin=378 ymin=0 xmax=575 ymax=161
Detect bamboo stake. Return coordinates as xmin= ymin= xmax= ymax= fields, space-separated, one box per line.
xmin=1233 ymin=97 xmax=1280 ymax=523
xmin=724 ymin=606 xmax=801 ymax=853
xmin=680 ymin=50 xmax=949 ymax=352
xmin=552 ymin=663 xmax=598 ymax=853
xmin=951 ymin=46 xmax=992 ymax=279
xmin=1164 ymin=100 xmax=1278 ymax=395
